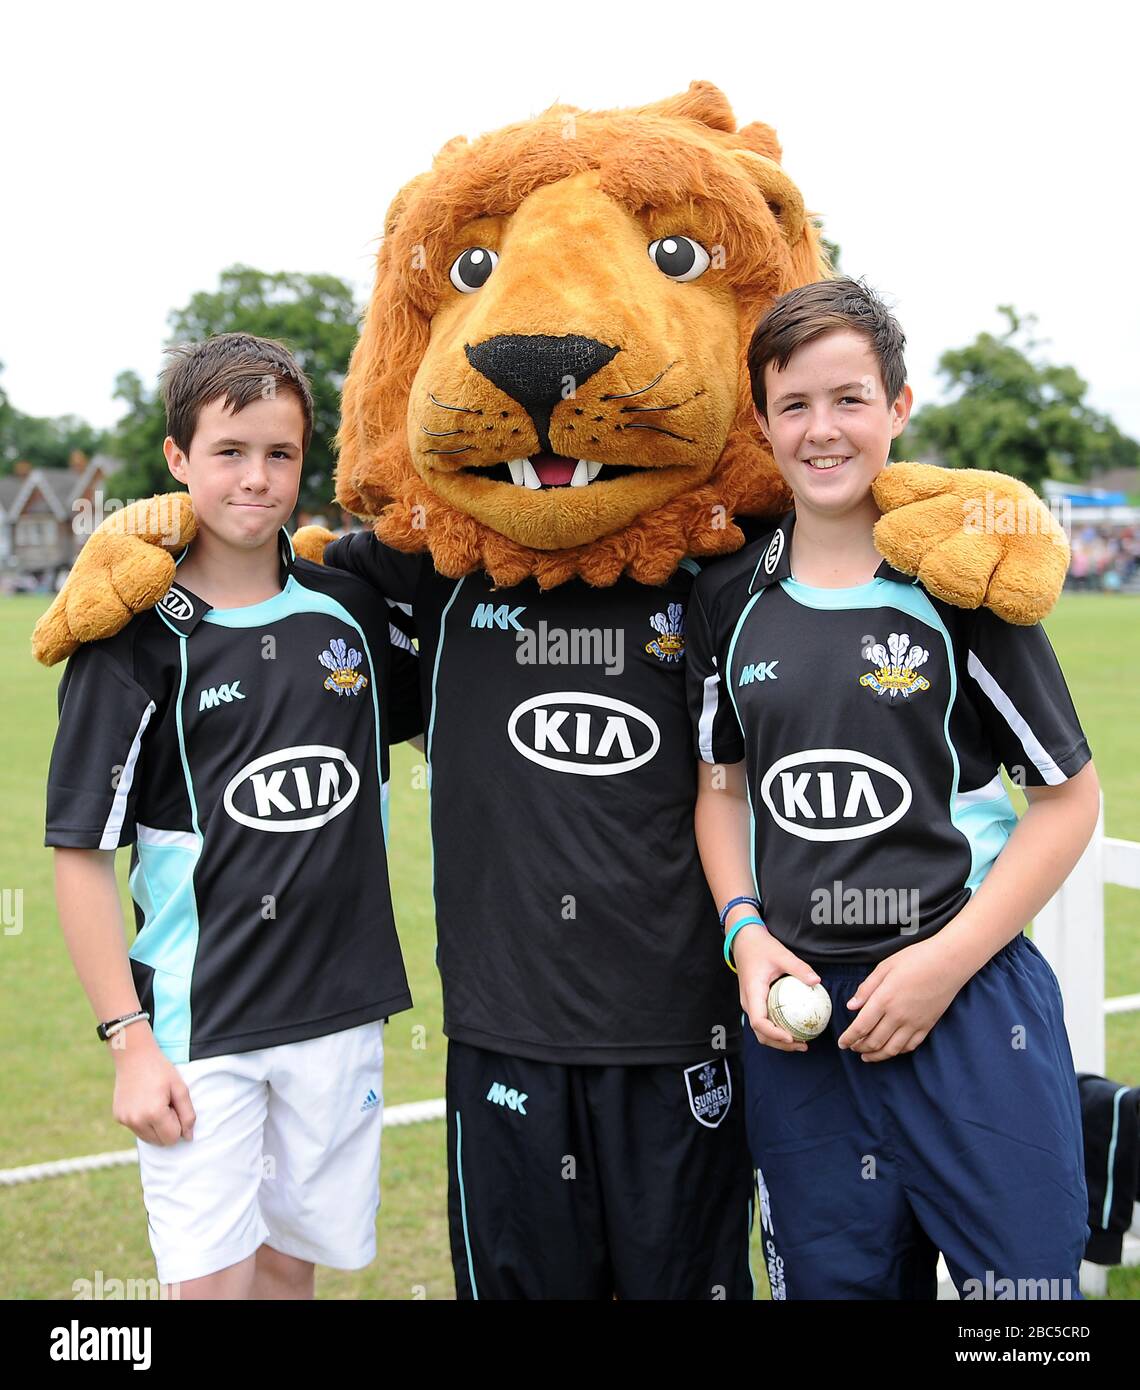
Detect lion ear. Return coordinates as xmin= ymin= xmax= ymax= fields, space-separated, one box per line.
xmin=736 ymin=121 xmax=783 ymax=164
xmin=734 ymin=150 xmax=806 ymax=247
xmin=383 ymin=169 xmax=438 ymax=238
xmin=633 ymin=80 xmax=736 ymax=133
xmin=734 ymin=150 xmax=827 ymax=285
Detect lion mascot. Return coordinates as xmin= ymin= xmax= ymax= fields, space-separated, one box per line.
xmin=34 ymin=81 xmax=1067 ymax=1300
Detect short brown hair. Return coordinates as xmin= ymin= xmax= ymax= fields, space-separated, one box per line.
xmin=161 ymin=332 xmax=315 ymax=454
xmin=747 ymin=278 xmax=906 ymax=416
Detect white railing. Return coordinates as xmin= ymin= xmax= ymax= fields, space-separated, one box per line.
xmin=1034 ymin=796 xmax=1140 ymax=1076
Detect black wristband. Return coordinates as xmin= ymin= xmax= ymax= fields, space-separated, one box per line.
xmin=96 ymin=1010 xmax=150 ymax=1042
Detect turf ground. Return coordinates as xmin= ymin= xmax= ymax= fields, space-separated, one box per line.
xmin=1 ymin=592 xmax=1137 ymax=1299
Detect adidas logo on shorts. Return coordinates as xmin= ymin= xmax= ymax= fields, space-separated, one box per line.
xmin=360 ymin=1089 xmax=380 ymax=1113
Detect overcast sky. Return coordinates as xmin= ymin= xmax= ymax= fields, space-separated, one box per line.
xmin=5 ymin=0 xmax=1137 ymax=444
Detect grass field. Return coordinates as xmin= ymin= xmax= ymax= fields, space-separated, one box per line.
xmin=2 ymin=592 xmax=1137 ymax=1300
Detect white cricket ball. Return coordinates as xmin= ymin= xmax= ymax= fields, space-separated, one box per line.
xmin=767 ymin=976 xmax=832 ymax=1042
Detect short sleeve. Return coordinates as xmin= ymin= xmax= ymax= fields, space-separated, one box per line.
xmin=686 ymin=586 xmax=745 ymax=765
xmin=962 ymin=608 xmax=1091 ymax=787
xmin=45 ymin=643 xmax=157 ymax=849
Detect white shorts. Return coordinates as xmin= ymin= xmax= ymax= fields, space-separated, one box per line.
xmin=136 ymin=1020 xmax=384 ymax=1285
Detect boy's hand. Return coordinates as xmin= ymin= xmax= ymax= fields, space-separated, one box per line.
xmin=733 ymin=923 xmax=821 ymax=1053
xmin=837 ymin=936 xmax=969 ymax=1062
xmin=110 ymin=1030 xmax=196 ymax=1145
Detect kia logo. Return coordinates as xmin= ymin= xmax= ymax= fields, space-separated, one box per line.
xmin=159 ymin=586 xmax=193 ymax=621
xmin=223 ymin=745 xmax=360 ymax=832
xmin=759 ymin=748 xmax=911 ymax=841
xmin=507 ymin=692 xmax=660 ymax=776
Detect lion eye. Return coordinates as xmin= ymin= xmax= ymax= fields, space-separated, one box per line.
xmin=647 ymin=236 xmax=710 ymax=282
xmin=449 ymin=247 xmax=499 ymax=293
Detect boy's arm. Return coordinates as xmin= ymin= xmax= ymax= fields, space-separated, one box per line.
xmin=839 ymin=608 xmax=1097 ymax=1061
xmin=54 ymin=848 xmax=195 ymax=1145
xmin=922 ymin=762 xmax=1100 ymax=982
xmin=685 ymin=585 xmax=819 ymax=1049
xmin=694 ymin=762 xmax=818 ymax=1051
xmin=838 ymin=763 xmax=1100 ymax=1061
xmin=46 ymin=642 xmax=195 ymax=1142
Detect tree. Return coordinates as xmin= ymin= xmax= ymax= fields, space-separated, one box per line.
xmin=895 ymin=308 xmax=1140 ymax=490
xmin=105 ymin=266 xmax=362 ymax=513
xmin=0 ymin=363 xmax=105 ymax=473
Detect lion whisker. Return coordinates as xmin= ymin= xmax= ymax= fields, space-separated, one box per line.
xmin=599 ymin=362 xmax=676 ymax=401
xmin=620 ymin=401 xmax=683 ymax=414
xmin=421 ymin=426 xmax=467 ymax=437
xmin=424 ymin=446 xmax=474 ymax=455
xmin=429 ymin=394 xmax=483 ymax=415
xmin=623 ymin=424 xmax=695 ymax=443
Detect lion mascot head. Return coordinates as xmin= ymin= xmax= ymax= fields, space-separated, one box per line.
xmin=336 ymin=80 xmax=825 ymax=589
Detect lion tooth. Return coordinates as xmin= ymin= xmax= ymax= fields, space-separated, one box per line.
xmin=507 ymin=459 xmax=526 ymax=485
xmin=585 ymin=461 xmax=603 ymax=481
xmin=569 ymin=459 xmax=590 ymax=487
xmin=521 ymin=459 xmax=542 ymax=489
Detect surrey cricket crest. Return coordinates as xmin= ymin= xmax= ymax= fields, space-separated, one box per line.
xmin=319 ymin=637 xmax=369 ymax=697
xmin=684 ymin=1058 xmax=732 ymax=1129
xmin=859 ymin=633 xmax=930 ymax=700
xmin=645 ymin=602 xmax=685 ymax=662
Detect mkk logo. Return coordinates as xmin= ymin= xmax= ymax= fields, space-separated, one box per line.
xmin=471 ymin=602 xmax=527 ymax=632
xmin=738 ymin=660 xmax=779 ymax=686
xmin=486 ymin=1082 xmax=528 ymax=1115
xmin=759 ymin=748 xmax=912 ymax=842
xmin=222 ymin=745 xmax=360 ymax=832
xmin=507 ymin=691 xmax=660 ymax=776
xmin=199 ymin=681 xmax=244 ymax=711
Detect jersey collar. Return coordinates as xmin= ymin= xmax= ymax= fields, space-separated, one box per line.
xmin=156 ymin=527 xmax=296 ymax=637
xmin=747 ymin=510 xmax=919 ymax=594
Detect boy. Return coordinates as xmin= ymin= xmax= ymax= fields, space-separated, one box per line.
xmin=46 ymin=334 xmax=420 ymax=1299
xmin=687 ymin=279 xmax=1100 ymax=1299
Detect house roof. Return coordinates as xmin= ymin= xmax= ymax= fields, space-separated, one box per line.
xmin=0 ymin=455 xmax=118 ymax=522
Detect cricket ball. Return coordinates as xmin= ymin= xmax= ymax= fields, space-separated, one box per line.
xmin=767 ymin=976 xmax=832 ymax=1042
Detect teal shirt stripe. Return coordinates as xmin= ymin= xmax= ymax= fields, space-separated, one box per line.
xmin=725 ymin=589 xmax=768 ymax=905
xmin=455 ymin=1109 xmax=479 ymax=1299
xmin=425 ymin=580 xmax=465 ymax=949
xmin=1102 ymin=1085 xmax=1129 ymax=1228
xmin=427 ymin=578 xmax=466 ymax=774
xmin=128 ymin=635 xmax=201 ymax=1063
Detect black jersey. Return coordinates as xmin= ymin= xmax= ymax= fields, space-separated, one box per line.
xmin=324 ymin=530 xmax=740 ymax=1066
xmin=686 ymin=510 xmax=1092 ymax=966
xmin=45 ymin=531 xmax=419 ymax=1062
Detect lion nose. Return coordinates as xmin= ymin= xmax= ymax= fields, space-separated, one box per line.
xmin=465 ymin=334 xmax=619 ymax=451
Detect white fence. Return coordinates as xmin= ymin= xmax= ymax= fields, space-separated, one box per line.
xmin=1035 ymin=797 xmax=1140 ymax=1075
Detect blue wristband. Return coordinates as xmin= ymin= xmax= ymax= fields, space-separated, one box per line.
xmin=723 ymin=915 xmax=765 ymax=974
xmin=718 ymin=895 xmax=762 ymax=929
